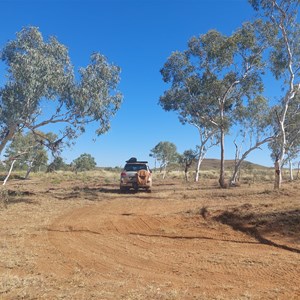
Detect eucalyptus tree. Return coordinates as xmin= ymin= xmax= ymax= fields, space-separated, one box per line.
xmin=297 ymin=161 xmax=300 ymax=180
xmin=3 ymin=131 xmax=55 ymax=184
xmin=47 ymin=156 xmax=66 ymax=173
xmin=249 ymin=0 xmax=300 ymax=189
xmin=159 ymin=68 xmax=219 ymax=182
xmin=269 ymin=92 xmax=300 ymax=181
xmin=0 ymin=27 xmax=122 ymax=158
xmin=282 ymin=93 xmax=300 ymax=180
xmin=230 ymin=95 xmax=274 ymax=185
xmin=160 ymin=21 xmax=269 ymax=188
xmin=178 ymin=149 xmax=197 ymax=182
xmin=5 ymin=131 xmax=49 ymax=171
xmin=150 ymin=141 xmax=178 ymax=179
xmin=72 ymin=153 xmax=96 ymax=172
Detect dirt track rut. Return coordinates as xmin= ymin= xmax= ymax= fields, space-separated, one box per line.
xmin=44 ymin=197 xmax=300 ymax=299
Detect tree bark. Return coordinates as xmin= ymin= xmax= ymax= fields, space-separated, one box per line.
xmin=230 ymin=167 xmax=240 ymax=186
xmin=296 ymin=161 xmax=300 ymax=180
xmin=270 ymin=4 xmax=299 ymax=189
xmin=289 ymin=160 xmax=293 ymax=181
xmin=231 ymin=141 xmax=241 ymax=186
xmin=219 ymin=128 xmax=226 ymax=188
xmin=162 ymin=165 xmax=167 ymax=179
xmin=274 ymin=158 xmax=281 ymax=189
xmin=3 ymin=160 xmax=17 ymax=185
xmin=0 ymin=124 xmax=18 ymax=156
xmin=195 ymin=155 xmax=204 ymax=182
xmin=194 ymin=127 xmax=218 ymax=182
xmin=230 ymin=137 xmax=274 ymax=186
xmin=25 ymin=161 xmax=34 ymax=180
xmin=195 ymin=144 xmax=206 ymax=182
xmin=184 ymin=166 xmax=188 ymax=182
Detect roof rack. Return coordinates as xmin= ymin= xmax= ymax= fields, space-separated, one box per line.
xmin=126 ymin=157 xmax=148 ymax=164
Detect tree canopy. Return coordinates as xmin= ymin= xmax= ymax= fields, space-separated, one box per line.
xmin=47 ymin=156 xmax=67 ymax=172
xmin=248 ymin=0 xmax=300 ymax=188
xmin=72 ymin=153 xmax=97 ymax=172
xmin=4 ymin=131 xmax=49 ymax=171
xmin=160 ymin=21 xmax=271 ymax=187
xmin=0 ymin=27 xmax=122 ymax=156
xmin=150 ymin=141 xmax=178 ymax=178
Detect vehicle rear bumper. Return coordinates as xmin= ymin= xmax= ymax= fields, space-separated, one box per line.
xmin=120 ymin=182 xmax=152 ymax=188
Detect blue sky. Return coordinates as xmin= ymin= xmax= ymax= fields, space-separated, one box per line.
xmin=0 ymin=0 xmax=275 ymax=167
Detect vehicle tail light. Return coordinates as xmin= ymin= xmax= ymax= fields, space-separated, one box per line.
xmin=121 ymin=172 xmax=126 ymax=176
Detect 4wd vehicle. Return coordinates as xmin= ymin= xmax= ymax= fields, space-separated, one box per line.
xmin=120 ymin=157 xmax=152 ymax=192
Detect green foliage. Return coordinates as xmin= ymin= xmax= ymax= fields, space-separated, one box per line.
xmin=4 ymin=131 xmax=49 ymax=171
xmin=248 ymin=0 xmax=300 ymax=165
xmin=234 ymin=95 xmax=272 ymax=132
xmin=178 ymin=149 xmax=197 ymax=181
xmin=72 ymin=153 xmax=97 ymax=172
xmin=0 ymin=163 xmax=5 ymax=172
xmin=269 ymin=92 xmax=300 ymax=163
xmin=178 ymin=150 xmax=197 ymax=168
xmin=150 ymin=141 xmax=178 ymax=170
xmin=47 ymin=156 xmax=66 ymax=172
xmin=0 ymin=26 xmax=122 ymax=156
xmin=160 ymin=21 xmax=271 ymax=187
xmin=160 ymin=21 xmax=269 ymax=132
xmin=248 ymin=0 xmax=300 ymax=82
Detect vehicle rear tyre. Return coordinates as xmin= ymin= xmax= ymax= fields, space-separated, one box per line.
xmin=133 ymin=183 xmax=139 ymax=192
xmin=120 ymin=186 xmax=128 ymax=193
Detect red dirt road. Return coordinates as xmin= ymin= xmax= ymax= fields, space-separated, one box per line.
xmin=1 ymin=177 xmax=300 ymax=299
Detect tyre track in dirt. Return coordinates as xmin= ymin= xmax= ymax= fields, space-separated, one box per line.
xmin=43 ymin=196 xmax=300 ymax=299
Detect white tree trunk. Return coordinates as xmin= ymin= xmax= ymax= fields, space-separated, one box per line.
xmin=195 ymin=155 xmax=204 ymax=182
xmin=271 ymin=4 xmax=299 ymax=189
xmin=25 ymin=160 xmax=34 ymax=180
xmin=274 ymin=159 xmax=282 ymax=189
xmin=3 ymin=160 xmax=17 ymax=185
xmin=230 ymin=137 xmax=273 ymax=186
xmin=289 ymin=160 xmax=294 ymax=181
xmin=162 ymin=165 xmax=167 ymax=179
xmin=193 ymin=126 xmax=219 ymax=183
xmin=195 ymin=144 xmax=206 ymax=182
xmin=219 ymin=128 xmax=226 ymax=188
xmin=296 ymin=161 xmax=300 ymax=180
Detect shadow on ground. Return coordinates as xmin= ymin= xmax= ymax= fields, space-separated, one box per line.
xmin=214 ymin=207 xmax=300 ymax=254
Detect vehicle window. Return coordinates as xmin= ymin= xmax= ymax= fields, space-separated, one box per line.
xmin=124 ymin=164 xmax=147 ymax=171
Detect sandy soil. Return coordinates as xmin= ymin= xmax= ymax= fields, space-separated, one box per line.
xmin=0 ymin=172 xmax=299 ymax=299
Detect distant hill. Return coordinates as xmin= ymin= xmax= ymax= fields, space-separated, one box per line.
xmin=98 ymin=158 xmax=271 ymax=172
xmin=200 ymin=158 xmax=271 ymax=171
